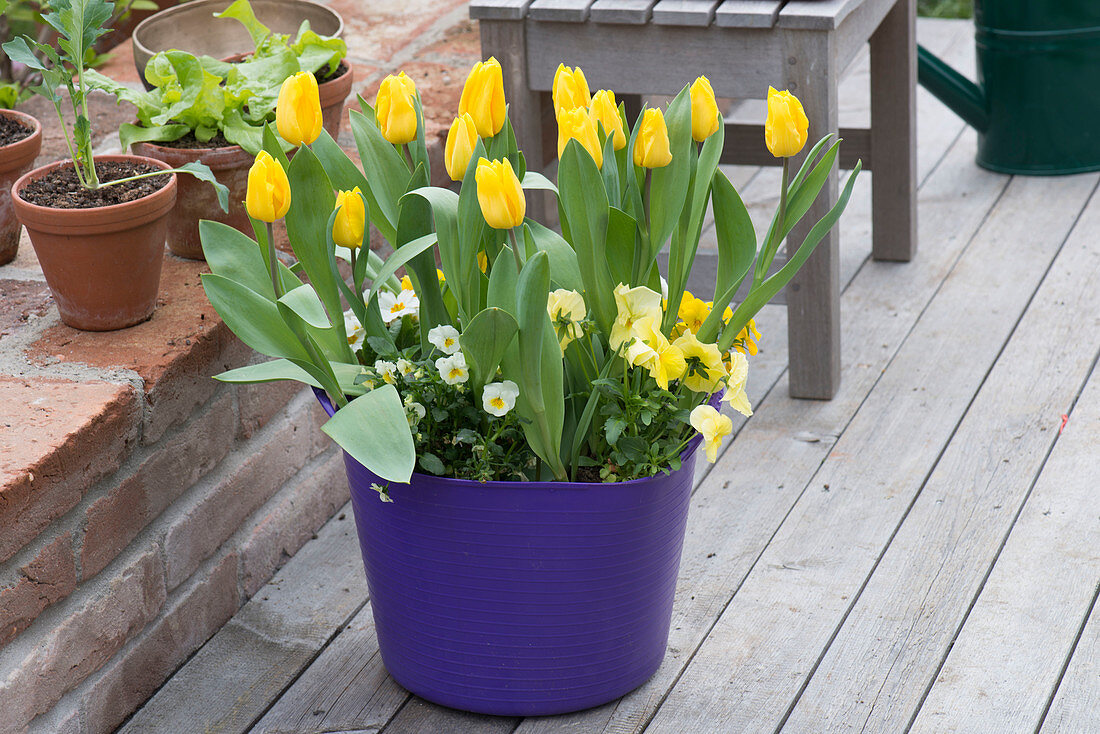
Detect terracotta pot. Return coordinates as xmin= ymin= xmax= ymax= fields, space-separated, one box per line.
xmin=132 ymin=0 xmax=344 ymax=88
xmin=0 ymin=110 xmax=43 ymax=266
xmin=132 ymin=141 xmax=251 ymax=260
xmin=318 ymin=61 xmax=354 ymax=139
xmin=12 ymin=155 xmax=177 ymax=331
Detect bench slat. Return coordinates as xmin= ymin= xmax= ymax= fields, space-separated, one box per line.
xmin=469 ymin=0 xmax=533 ymax=21
xmin=590 ymin=0 xmax=658 ymax=25
xmin=652 ymin=0 xmax=721 ymax=27
xmin=778 ymin=0 xmax=865 ymax=29
xmin=529 ymin=0 xmax=596 ymax=22
xmin=714 ymin=0 xmax=783 ymax=29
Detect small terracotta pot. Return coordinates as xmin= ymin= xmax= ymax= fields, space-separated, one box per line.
xmin=12 ymin=155 xmax=177 ymax=331
xmin=132 ymin=141 xmax=252 ymax=260
xmin=0 ymin=110 xmax=43 ymax=266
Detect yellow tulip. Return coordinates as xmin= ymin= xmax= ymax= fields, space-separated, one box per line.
xmin=633 ymin=108 xmax=672 ymax=168
xmin=589 ymin=89 xmax=626 ymax=150
xmin=674 ymin=330 xmax=726 ymax=393
xmin=557 ymin=106 xmax=603 ymax=169
xmin=276 ymin=72 xmax=323 ymax=147
xmin=690 ymin=404 xmax=734 ymax=463
xmin=610 ymin=283 xmax=663 ymax=351
xmin=445 ymin=113 xmax=479 ymax=181
xmin=474 ymin=157 xmax=526 ymax=229
xmin=722 ymin=351 xmax=753 ymax=417
xmin=552 ymin=63 xmax=590 ymax=114
xmin=458 ymin=57 xmax=507 ymax=138
xmin=375 ymin=72 xmax=418 ymax=145
xmin=764 ymin=86 xmax=809 ymax=158
xmin=245 ymin=150 xmax=291 ymax=222
xmin=332 ymin=187 xmax=366 ymax=249
xmin=690 ymin=76 xmax=720 ymax=142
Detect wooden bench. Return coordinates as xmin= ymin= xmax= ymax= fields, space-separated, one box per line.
xmin=470 ymin=0 xmax=917 ymax=400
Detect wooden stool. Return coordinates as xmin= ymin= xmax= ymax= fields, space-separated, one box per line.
xmin=470 ymin=0 xmax=917 ymax=399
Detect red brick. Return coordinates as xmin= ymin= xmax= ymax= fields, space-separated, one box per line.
xmin=240 ymin=451 xmax=349 ymax=597
xmin=80 ymin=392 xmax=238 ymax=579
xmin=80 ymin=553 xmax=239 ymax=733
xmin=0 ymin=279 xmax=51 ymax=343
xmin=162 ymin=397 xmax=322 ymax=589
xmin=0 ymin=533 xmax=76 ymax=648
xmin=0 ymin=377 xmax=139 ymax=563
xmin=0 ymin=547 xmax=165 ymax=731
xmin=237 ymin=379 xmax=305 ymax=440
xmin=25 ymin=255 xmax=253 ymax=443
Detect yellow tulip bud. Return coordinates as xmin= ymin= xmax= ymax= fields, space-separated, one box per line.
xmin=765 ymin=86 xmax=809 ymax=158
xmin=245 ymin=150 xmax=290 ymax=222
xmin=445 ymin=113 xmax=479 ymax=181
xmin=474 ymin=157 xmax=525 ymax=230
xmin=375 ymin=72 xmax=418 ymax=145
xmin=557 ymin=106 xmax=603 ymax=169
xmin=552 ymin=63 xmax=590 ymax=115
xmin=333 ymin=187 xmax=366 ymax=249
xmin=633 ymin=108 xmax=673 ymax=168
xmin=589 ymin=89 xmax=626 ymax=150
xmin=458 ymin=57 xmax=507 ymax=138
xmin=275 ymin=72 xmax=323 ymax=147
xmin=690 ymin=76 xmax=720 ymax=142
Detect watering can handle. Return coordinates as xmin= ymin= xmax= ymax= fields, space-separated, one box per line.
xmin=917 ymin=44 xmax=989 ymax=133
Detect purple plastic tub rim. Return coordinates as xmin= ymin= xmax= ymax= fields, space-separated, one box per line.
xmin=314 ymin=388 xmax=704 ymax=716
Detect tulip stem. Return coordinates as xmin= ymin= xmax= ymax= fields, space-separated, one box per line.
xmin=267 ymin=222 xmax=284 ymax=300
xmin=507 ymin=227 xmax=524 ymax=274
xmin=755 ymin=158 xmax=790 ymax=288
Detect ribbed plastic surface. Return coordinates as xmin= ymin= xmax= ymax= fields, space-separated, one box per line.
xmin=319 ymin=390 xmax=699 ymax=715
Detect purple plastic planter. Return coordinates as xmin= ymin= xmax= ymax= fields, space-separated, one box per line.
xmin=316 ymin=389 xmax=701 ymax=716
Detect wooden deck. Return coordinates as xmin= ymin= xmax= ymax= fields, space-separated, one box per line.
xmin=119 ymin=19 xmax=1100 ymax=734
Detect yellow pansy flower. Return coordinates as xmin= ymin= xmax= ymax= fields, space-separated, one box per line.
xmin=547 ymin=289 xmax=587 ymax=351
xmin=732 ymin=319 xmax=762 ymax=356
xmin=673 ymin=330 xmax=726 ymax=393
xmin=610 ymin=283 xmax=662 ymax=351
xmin=677 ymin=291 xmax=711 ymax=333
xmin=689 ymin=405 xmax=733 ymax=463
xmin=723 ymin=351 xmax=753 ymax=417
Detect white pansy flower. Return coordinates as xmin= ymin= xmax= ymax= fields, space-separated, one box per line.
xmin=428 ymin=324 xmax=462 ymax=354
xmin=396 ymin=358 xmax=415 ymax=376
xmin=405 ymin=400 xmax=426 ymax=426
xmin=482 ymin=380 xmax=519 ymax=417
xmin=435 ymin=352 xmax=469 ymax=385
xmin=378 ymin=289 xmax=420 ymax=324
xmin=374 ymin=360 xmax=398 ymax=385
xmin=344 ymin=309 xmax=365 ymax=351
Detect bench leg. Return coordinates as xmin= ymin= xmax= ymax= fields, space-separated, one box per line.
xmin=870 ymin=0 xmax=917 ymax=261
xmin=479 ymin=20 xmax=554 ymax=222
xmin=784 ymin=31 xmax=841 ymax=400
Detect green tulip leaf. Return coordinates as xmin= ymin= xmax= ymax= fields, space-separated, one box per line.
xmin=460 ymin=307 xmax=519 ymax=392
xmin=322 ymin=385 xmax=415 ymax=483
xmin=349 ymin=108 xmax=411 ymax=241
xmin=278 ymin=284 xmax=332 ymax=330
xmin=648 ymin=85 xmax=692 ymax=262
xmin=557 ymin=140 xmax=614 ymax=335
xmin=523 ymin=220 xmax=583 ymax=294
xmin=201 ymin=273 xmax=310 ymax=361
xmin=215 ymin=358 xmax=321 ymax=387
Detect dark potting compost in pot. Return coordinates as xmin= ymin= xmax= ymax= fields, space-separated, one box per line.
xmin=19 ymin=160 xmax=171 ymax=209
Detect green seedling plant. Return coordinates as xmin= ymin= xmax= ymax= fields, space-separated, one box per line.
xmin=2 ymin=0 xmax=228 ymax=206
xmin=83 ymin=0 xmax=347 ymax=154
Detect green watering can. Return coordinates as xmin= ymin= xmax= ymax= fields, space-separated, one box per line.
xmin=918 ymin=0 xmax=1100 ymax=175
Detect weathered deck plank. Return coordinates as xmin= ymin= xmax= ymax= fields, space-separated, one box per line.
xmin=905 ymin=357 xmax=1100 ymax=732
xmin=1041 ymin=593 xmax=1100 ymax=734
xmin=641 ymin=171 xmax=1097 ymax=733
xmin=120 ymin=510 xmax=368 ymax=733
xmin=785 ymin=181 xmax=1100 ymax=732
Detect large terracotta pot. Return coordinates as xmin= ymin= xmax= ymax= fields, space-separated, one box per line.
xmin=131 ymin=141 xmax=252 ymax=260
xmin=315 ymin=389 xmax=703 ymax=716
xmin=0 ymin=110 xmax=43 ymax=266
xmin=12 ymin=155 xmax=177 ymax=331
xmin=132 ymin=0 xmax=344 ymax=88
